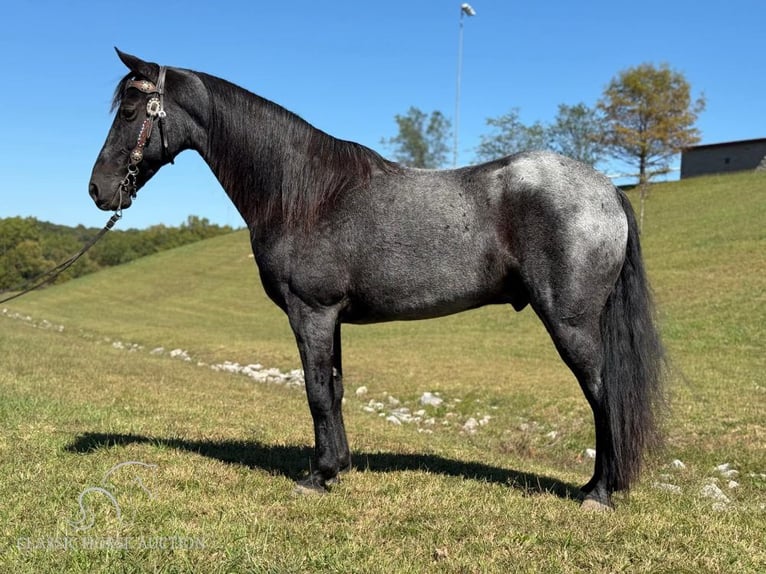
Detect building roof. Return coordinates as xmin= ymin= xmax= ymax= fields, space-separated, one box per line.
xmin=684 ymin=137 xmax=766 ymax=152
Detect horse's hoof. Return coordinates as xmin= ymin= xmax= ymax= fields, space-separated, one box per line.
xmin=580 ymin=498 xmax=614 ymax=512
xmin=293 ymin=473 xmax=332 ymax=495
xmin=293 ymin=480 xmax=327 ymax=496
xmin=293 ymin=482 xmax=326 ymax=495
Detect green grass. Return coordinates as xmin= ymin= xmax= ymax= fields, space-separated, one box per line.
xmin=1 ymin=171 xmax=764 ymax=572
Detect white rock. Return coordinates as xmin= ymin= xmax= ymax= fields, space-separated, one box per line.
xmin=671 ymin=459 xmax=686 ymax=469
xmin=585 ymin=448 xmax=597 ymax=459
xmin=463 ymin=418 xmax=479 ymax=434
xmin=355 ymin=386 xmax=368 ymax=397
xmin=385 ymin=415 xmax=402 ymax=425
xmin=419 ymin=392 xmax=443 ymax=407
xmin=713 ymin=462 xmax=739 ymax=479
xmin=700 ymin=483 xmax=730 ymax=504
xmin=727 ymin=480 xmax=739 ymax=489
xmin=545 ymin=431 xmax=558 ymax=440
xmin=169 ymin=349 xmax=191 ymax=361
xmin=390 ymin=408 xmax=412 ymax=423
xmin=387 ymin=395 xmax=400 ymax=406
xmin=653 ymin=482 xmax=682 ymax=494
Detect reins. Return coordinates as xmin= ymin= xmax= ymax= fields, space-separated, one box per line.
xmin=1 ymin=67 xmax=172 ymax=306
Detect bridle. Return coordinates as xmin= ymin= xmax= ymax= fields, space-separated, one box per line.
xmin=117 ymin=66 xmax=173 ymax=202
xmin=0 ymin=67 xmax=175 ymax=304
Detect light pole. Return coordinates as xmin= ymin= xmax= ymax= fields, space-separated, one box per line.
xmin=453 ymin=2 xmax=476 ymax=167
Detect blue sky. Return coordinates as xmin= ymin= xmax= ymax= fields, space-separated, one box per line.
xmin=1 ymin=1 xmax=763 ymax=229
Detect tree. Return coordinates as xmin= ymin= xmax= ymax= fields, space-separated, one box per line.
xmin=0 ymin=240 xmax=49 ymax=290
xmin=0 ymin=217 xmax=46 ymax=289
xmin=475 ymin=105 xmax=606 ymax=167
xmin=548 ymin=103 xmax=606 ymax=167
xmin=475 ymin=109 xmax=548 ymax=163
xmin=597 ymin=63 xmax=705 ymax=227
xmin=382 ymin=107 xmax=451 ymax=168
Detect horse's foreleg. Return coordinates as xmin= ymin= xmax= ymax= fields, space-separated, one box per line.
xmin=287 ymin=301 xmax=346 ymax=493
xmin=332 ymin=323 xmax=351 ymax=474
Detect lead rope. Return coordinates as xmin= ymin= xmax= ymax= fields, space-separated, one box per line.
xmin=0 ymin=211 xmax=123 ymax=305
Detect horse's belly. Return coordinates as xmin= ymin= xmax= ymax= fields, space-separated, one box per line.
xmin=343 ymin=255 xmax=510 ymax=323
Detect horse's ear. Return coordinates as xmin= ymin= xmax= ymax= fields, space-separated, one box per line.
xmin=115 ymin=48 xmax=159 ymax=83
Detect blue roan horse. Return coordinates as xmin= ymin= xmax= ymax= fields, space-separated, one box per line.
xmin=89 ymin=50 xmax=665 ymax=510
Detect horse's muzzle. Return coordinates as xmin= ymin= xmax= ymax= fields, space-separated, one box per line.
xmin=89 ymin=181 xmax=132 ymax=211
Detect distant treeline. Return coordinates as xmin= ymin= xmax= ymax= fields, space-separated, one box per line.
xmin=0 ymin=216 xmax=236 ymax=291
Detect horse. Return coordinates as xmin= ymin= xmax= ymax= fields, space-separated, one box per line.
xmin=89 ymin=49 xmax=665 ymax=510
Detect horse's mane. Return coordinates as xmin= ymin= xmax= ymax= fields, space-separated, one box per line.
xmin=197 ymin=73 xmax=400 ymax=230
xmin=110 ymin=69 xmax=399 ymax=230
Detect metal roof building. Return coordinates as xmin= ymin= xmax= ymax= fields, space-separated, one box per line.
xmin=680 ymin=138 xmax=766 ymax=178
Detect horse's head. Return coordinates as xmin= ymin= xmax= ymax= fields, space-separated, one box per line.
xmin=89 ymin=49 xmax=182 ymax=212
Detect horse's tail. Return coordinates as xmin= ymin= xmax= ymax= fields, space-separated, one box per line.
xmin=600 ymin=190 xmax=666 ymax=491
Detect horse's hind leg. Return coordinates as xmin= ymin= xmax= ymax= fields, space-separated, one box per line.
xmin=532 ymin=307 xmax=615 ymax=510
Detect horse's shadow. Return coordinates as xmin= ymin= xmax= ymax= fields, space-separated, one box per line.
xmin=65 ymin=432 xmax=583 ymax=501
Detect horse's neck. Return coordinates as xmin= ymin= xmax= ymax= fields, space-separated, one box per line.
xmin=197 ymin=78 xmax=295 ymax=226
xmin=191 ymin=73 xmax=393 ymax=233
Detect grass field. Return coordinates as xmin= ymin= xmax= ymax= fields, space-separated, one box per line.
xmin=1 ymin=171 xmax=764 ymax=572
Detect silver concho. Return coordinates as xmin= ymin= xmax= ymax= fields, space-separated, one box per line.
xmin=146 ymin=97 xmax=163 ymax=118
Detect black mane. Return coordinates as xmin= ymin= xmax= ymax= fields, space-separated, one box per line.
xmin=197 ymin=73 xmax=399 ymax=229
xmin=110 ymin=69 xmax=399 ymax=229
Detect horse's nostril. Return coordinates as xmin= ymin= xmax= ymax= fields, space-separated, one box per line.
xmin=89 ymin=182 xmax=99 ymax=201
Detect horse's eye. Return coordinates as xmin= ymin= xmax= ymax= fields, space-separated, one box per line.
xmin=121 ymin=107 xmax=138 ymax=122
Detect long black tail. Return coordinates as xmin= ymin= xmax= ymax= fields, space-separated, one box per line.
xmin=600 ymin=190 xmax=666 ymax=491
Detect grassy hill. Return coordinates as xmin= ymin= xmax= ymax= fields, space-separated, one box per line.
xmin=1 ymin=171 xmax=764 ymax=573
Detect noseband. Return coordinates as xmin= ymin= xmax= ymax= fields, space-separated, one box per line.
xmin=118 ymin=66 xmax=173 ymax=201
